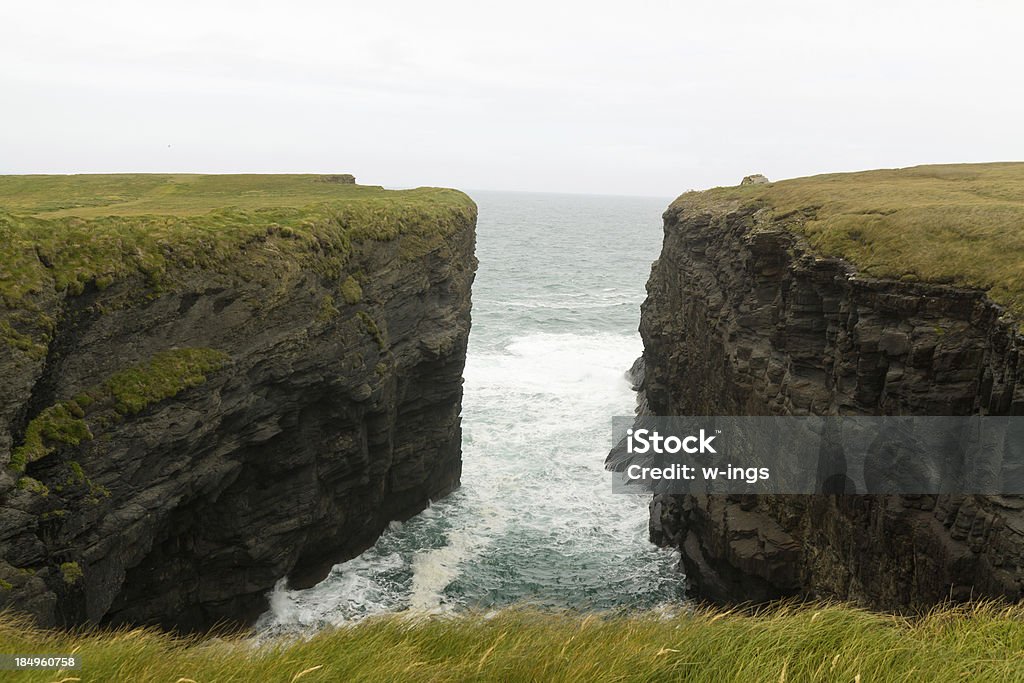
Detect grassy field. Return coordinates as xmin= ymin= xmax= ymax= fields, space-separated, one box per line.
xmin=0 ymin=174 xmax=406 ymax=217
xmin=0 ymin=603 xmax=1022 ymax=682
xmin=673 ymin=162 xmax=1024 ymax=319
xmin=0 ymin=174 xmax=476 ymax=308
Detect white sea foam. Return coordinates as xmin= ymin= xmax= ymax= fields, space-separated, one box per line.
xmin=256 ymin=191 xmax=682 ymax=636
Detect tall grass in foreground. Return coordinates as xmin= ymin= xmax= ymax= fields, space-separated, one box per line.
xmin=1 ymin=603 xmax=1022 ymax=682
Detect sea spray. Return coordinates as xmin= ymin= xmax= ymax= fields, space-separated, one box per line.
xmin=257 ymin=191 xmax=682 ymax=635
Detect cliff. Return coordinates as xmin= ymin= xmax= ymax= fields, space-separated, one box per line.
xmin=0 ymin=174 xmax=477 ymax=631
xmin=634 ymin=163 xmax=1024 ymax=608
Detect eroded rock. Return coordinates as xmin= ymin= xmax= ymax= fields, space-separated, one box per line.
xmin=635 ymin=200 xmax=1024 ymax=609
xmin=0 ymin=209 xmax=476 ymax=631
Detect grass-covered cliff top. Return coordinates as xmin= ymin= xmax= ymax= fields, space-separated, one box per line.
xmin=671 ymin=162 xmax=1024 ymax=319
xmin=1 ymin=603 xmax=1023 ymax=682
xmin=0 ymin=174 xmax=475 ymax=307
xmin=0 ymin=173 xmax=465 ymax=217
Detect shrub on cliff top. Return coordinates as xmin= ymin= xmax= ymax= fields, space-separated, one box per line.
xmin=673 ymin=162 xmax=1024 ymax=321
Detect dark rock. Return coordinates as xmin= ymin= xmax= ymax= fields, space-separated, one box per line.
xmin=626 ymin=356 xmax=646 ymax=391
xmin=0 ymin=218 xmax=476 ymax=632
xmin=630 ymin=200 xmax=1024 ymax=609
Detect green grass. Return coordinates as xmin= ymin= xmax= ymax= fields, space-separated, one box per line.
xmin=9 ymin=348 xmax=227 ymax=473
xmin=0 ymin=603 xmax=1022 ymax=681
xmin=0 ymin=174 xmax=424 ymax=217
xmin=673 ymin=162 xmax=1024 ymax=318
xmin=104 ymin=348 xmax=229 ymax=415
xmin=358 ymin=311 xmax=387 ymax=352
xmin=0 ymin=174 xmax=475 ymax=308
xmin=340 ymin=275 xmax=363 ymax=305
xmin=58 ymin=562 xmax=82 ymax=586
xmin=9 ymin=402 xmax=93 ymax=472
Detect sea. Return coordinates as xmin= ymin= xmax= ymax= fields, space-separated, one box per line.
xmin=256 ymin=190 xmax=684 ymax=634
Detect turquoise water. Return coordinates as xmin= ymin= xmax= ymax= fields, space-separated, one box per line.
xmin=257 ymin=191 xmax=683 ymax=633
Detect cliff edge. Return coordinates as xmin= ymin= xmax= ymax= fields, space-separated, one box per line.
xmin=0 ymin=174 xmax=477 ymax=630
xmin=635 ymin=163 xmax=1024 ymax=608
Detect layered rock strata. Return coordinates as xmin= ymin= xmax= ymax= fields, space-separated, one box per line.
xmin=636 ymin=195 xmax=1024 ymax=608
xmin=0 ymin=178 xmax=476 ymax=630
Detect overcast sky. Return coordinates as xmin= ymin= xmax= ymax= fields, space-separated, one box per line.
xmin=2 ymin=1 xmax=1022 ymax=196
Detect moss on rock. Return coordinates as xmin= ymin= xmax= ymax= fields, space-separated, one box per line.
xmin=11 ymin=403 xmax=93 ymax=472
xmin=316 ymin=295 xmax=340 ymax=322
xmin=59 ymin=561 xmax=83 ymax=585
xmin=8 ymin=348 xmax=229 ymax=473
xmin=340 ymin=276 xmax=363 ymax=305
xmin=105 ymin=348 xmax=230 ymax=415
xmin=357 ymin=311 xmax=387 ymax=352
xmin=16 ymin=476 xmax=49 ymax=496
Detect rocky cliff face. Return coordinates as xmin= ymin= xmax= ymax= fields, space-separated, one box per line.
xmin=638 ymin=198 xmax=1024 ymax=608
xmin=0 ymin=185 xmax=476 ymax=631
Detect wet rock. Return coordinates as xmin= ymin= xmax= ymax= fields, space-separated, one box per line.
xmin=627 ymin=356 xmax=646 ymax=390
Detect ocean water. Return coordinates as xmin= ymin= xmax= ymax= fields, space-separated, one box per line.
xmin=256 ymin=190 xmax=683 ymax=634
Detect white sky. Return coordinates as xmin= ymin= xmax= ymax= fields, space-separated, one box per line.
xmin=2 ymin=1 xmax=1022 ymax=196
